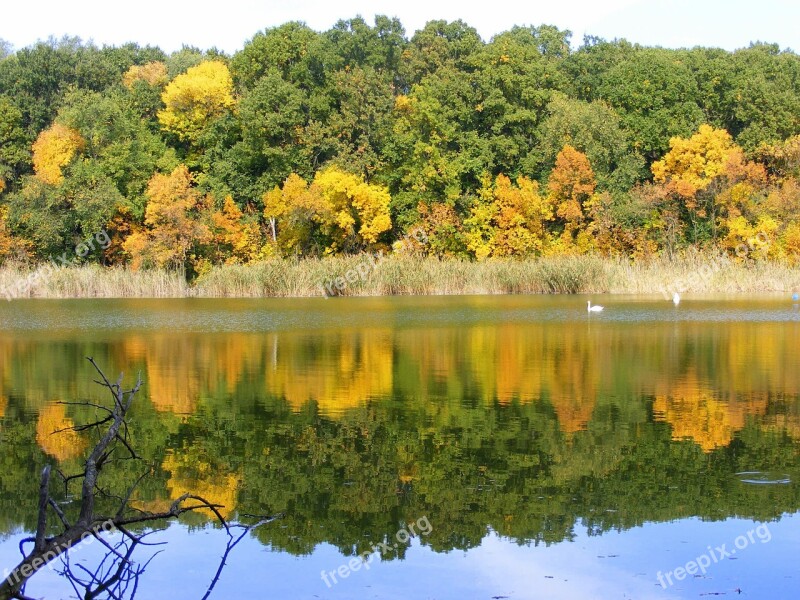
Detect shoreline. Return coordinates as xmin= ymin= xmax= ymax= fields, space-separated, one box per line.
xmin=1 ymin=254 xmax=798 ymax=300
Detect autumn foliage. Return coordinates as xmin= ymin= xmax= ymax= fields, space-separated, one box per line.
xmin=122 ymin=61 xmax=169 ymax=88
xmin=3 ymin=27 xmax=800 ymax=270
xmin=123 ymin=165 xmax=211 ymax=270
xmin=31 ymin=124 xmax=84 ymax=185
xmin=158 ymin=61 xmax=236 ymax=142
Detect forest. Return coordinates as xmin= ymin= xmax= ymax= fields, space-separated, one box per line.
xmin=1 ymin=17 xmax=800 ymax=276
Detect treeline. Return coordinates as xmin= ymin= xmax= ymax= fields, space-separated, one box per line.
xmin=1 ymin=19 xmax=800 ymax=274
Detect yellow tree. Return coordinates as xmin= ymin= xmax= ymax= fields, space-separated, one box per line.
xmin=651 ymin=124 xmax=744 ymax=243
xmin=652 ymin=125 xmax=737 ymax=196
xmin=122 ymin=61 xmax=169 ymax=88
xmin=548 ymin=145 xmax=597 ymax=253
xmin=158 ymin=61 xmax=236 ymax=142
xmin=123 ymin=165 xmax=211 ymax=270
xmin=465 ymin=174 xmax=552 ymax=259
xmin=313 ymin=168 xmax=393 ymax=253
xmin=265 ymin=169 xmax=392 ymax=255
xmin=207 ymin=196 xmax=262 ymax=264
xmin=31 ymin=123 xmax=85 ymax=185
xmin=263 ymin=173 xmax=327 ymax=255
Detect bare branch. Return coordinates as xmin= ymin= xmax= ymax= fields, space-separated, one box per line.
xmin=0 ymin=360 xmax=282 ymax=600
xmin=34 ymin=466 xmax=51 ymax=553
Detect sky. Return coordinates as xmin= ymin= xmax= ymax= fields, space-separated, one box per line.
xmin=2 ymin=0 xmax=800 ymax=54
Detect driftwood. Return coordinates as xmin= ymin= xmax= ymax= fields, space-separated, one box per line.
xmin=0 ymin=358 xmax=279 ymax=600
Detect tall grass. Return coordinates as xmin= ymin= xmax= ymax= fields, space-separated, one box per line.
xmin=0 ymin=263 xmax=189 ymax=299
xmin=0 ymin=253 xmax=797 ymax=299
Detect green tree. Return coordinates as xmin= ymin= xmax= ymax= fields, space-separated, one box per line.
xmin=598 ymin=48 xmax=705 ymax=161
xmin=535 ymin=93 xmax=644 ymax=192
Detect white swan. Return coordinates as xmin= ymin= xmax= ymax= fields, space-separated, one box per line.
xmin=587 ymin=301 xmax=604 ymax=312
xmin=673 ymin=292 xmax=681 ymax=305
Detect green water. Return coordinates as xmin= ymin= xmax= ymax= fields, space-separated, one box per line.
xmin=0 ymin=296 xmax=799 ymax=599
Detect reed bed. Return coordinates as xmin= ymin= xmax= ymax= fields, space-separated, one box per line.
xmin=0 ymin=254 xmax=797 ymax=299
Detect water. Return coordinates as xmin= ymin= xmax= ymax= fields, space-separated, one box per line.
xmin=0 ymin=295 xmax=799 ymax=599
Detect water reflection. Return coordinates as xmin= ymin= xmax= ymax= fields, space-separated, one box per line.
xmin=0 ymin=297 xmax=799 ymax=597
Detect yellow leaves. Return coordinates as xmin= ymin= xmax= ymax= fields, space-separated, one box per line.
xmin=122 ymin=61 xmax=168 ymax=88
xmin=162 ymin=451 xmax=239 ymax=519
xmin=158 ymin=61 xmax=235 ymax=142
xmin=464 ymin=174 xmax=551 ymax=259
xmin=549 ymin=145 xmax=596 ymax=210
xmin=720 ymin=214 xmax=777 ymax=261
xmin=315 ymin=168 xmax=392 ymax=247
xmin=545 ymin=145 xmax=597 ymax=253
xmin=209 ymin=196 xmax=261 ymax=264
xmin=31 ymin=123 xmax=85 ymax=185
xmin=36 ymin=403 xmax=87 ymax=462
xmin=394 ymin=94 xmax=413 ymax=113
xmin=651 ymin=124 xmax=737 ymax=197
xmin=782 ymin=222 xmax=800 ymax=264
xmin=122 ymin=165 xmax=211 ymax=270
xmin=265 ymin=168 xmax=392 ymax=255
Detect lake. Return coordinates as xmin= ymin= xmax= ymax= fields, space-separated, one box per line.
xmin=1 ymin=295 xmax=799 ymax=599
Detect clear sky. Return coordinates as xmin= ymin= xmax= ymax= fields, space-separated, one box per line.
xmin=2 ymin=0 xmax=799 ymax=53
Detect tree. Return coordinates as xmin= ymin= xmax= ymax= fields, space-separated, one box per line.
xmin=0 ymin=97 xmax=29 ymax=193
xmin=535 ymin=93 xmax=643 ymax=192
xmin=264 ymin=168 xmax=392 ymax=255
xmin=414 ymin=201 xmax=468 ymax=257
xmin=464 ymin=174 xmax=552 ymax=258
xmin=235 ymin=71 xmax=311 ymax=194
xmin=123 ymin=165 xmax=211 ymax=270
xmin=313 ymin=167 xmax=392 ymax=253
xmin=31 ymin=123 xmax=84 ymax=185
xmin=598 ymin=49 xmax=704 ymax=161
xmin=56 ymin=88 xmax=177 ymax=216
xmin=206 ymin=195 xmax=262 ymax=264
xmin=402 ymin=20 xmax=483 ymax=85
xmin=548 ymin=145 xmax=597 ymax=252
xmin=651 ymin=124 xmax=755 ymax=243
xmin=652 ymin=125 xmax=737 ymax=197
xmin=231 ymin=22 xmax=327 ymax=91
xmin=0 ymin=38 xmax=164 ymax=138
xmin=158 ymin=61 xmax=236 ymax=143
xmin=7 ymin=161 xmax=123 ymax=259
xmin=122 ymin=61 xmax=168 ymax=88
xmin=723 ymin=45 xmax=800 ymax=150
xmin=323 ymin=66 xmax=395 ymax=179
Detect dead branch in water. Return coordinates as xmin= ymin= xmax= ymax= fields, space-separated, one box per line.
xmin=0 ymin=358 xmax=279 ymax=600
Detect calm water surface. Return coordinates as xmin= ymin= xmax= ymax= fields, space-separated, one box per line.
xmin=0 ymin=295 xmax=799 ymax=599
